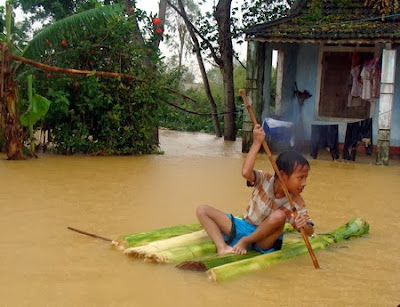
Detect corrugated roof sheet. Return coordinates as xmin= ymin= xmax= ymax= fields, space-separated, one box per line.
xmin=245 ymin=0 xmax=400 ymax=43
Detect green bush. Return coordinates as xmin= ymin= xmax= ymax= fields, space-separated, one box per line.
xmin=22 ymin=16 xmax=164 ymax=155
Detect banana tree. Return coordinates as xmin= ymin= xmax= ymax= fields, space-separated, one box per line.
xmin=19 ymin=4 xmax=124 ymax=60
xmin=0 ymin=1 xmax=24 ymax=159
xmin=19 ymin=75 xmax=50 ymax=154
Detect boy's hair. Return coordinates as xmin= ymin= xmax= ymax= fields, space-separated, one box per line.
xmin=275 ymin=150 xmax=310 ymax=177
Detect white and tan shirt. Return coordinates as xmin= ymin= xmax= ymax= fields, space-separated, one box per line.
xmin=243 ymin=170 xmax=312 ymax=227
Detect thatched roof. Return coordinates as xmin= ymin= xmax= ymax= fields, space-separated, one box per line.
xmin=245 ymin=0 xmax=400 ymax=43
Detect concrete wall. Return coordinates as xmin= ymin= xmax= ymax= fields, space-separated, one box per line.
xmin=245 ymin=42 xmax=400 ymax=152
xmin=272 ymin=43 xmax=400 ymax=147
xmin=269 ymin=43 xmax=299 ymax=121
xmin=293 ymin=43 xmax=319 ymax=139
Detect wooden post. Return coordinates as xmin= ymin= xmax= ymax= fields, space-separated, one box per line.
xmin=377 ymin=47 xmax=396 ymax=165
xmin=243 ymin=41 xmax=265 ymax=153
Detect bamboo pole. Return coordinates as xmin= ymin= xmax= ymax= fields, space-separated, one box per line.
xmin=239 ymin=89 xmax=320 ymax=269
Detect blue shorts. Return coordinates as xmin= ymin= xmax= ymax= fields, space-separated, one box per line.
xmin=223 ymin=214 xmax=283 ymax=254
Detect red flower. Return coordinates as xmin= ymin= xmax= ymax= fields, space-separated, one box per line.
xmin=155 ymin=28 xmax=163 ymax=34
xmin=152 ymin=17 xmax=161 ymax=25
xmin=61 ymin=39 xmax=68 ymax=47
xmin=129 ymin=7 xmax=135 ymax=12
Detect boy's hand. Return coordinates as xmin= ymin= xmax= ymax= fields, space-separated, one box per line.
xmin=294 ymin=214 xmax=309 ymax=230
xmin=252 ymin=124 xmax=265 ymax=145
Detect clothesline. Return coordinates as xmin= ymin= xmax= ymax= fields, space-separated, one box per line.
xmin=348 ymin=55 xmax=380 ymax=105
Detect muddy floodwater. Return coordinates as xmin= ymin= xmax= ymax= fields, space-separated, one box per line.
xmin=0 ymin=130 xmax=399 ymax=306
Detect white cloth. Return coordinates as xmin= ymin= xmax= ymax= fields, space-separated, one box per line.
xmin=264 ymin=117 xmax=294 ymax=129
xmin=360 ymin=65 xmax=373 ymax=100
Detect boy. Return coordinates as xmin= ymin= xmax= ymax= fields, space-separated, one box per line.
xmin=196 ymin=124 xmax=314 ymax=255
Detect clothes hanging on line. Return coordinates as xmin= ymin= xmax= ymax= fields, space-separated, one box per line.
xmin=360 ymin=65 xmax=373 ymax=100
xmin=347 ymin=64 xmax=363 ymax=107
xmin=350 ymin=65 xmax=363 ymax=98
xmin=342 ymin=118 xmax=373 ymax=161
xmin=348 ymin=56 xmax=381 ymax=103
xmin=310 ymin=125 xmax=339 ymax=160
xmin=371 ymin=58 xmax=381 ymax=99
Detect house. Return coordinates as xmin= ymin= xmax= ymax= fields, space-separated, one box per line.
xmin=241 ymin=0 xmax=399 ymax=165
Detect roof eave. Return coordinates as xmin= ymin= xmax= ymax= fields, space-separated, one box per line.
xmin=245 ymin=36 xmax=400 ymax=44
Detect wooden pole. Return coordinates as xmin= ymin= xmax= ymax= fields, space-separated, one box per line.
xmin=67 ymin=226 xmax=113 ymax=242
xmin=239 ymin=89 xmax=320 ymax=269
xmin=0 ymin=43 xmax=5 ymax=98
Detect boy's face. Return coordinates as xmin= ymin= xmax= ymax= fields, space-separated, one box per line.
xmin=282 ymin=163 xmax=309 ymax=196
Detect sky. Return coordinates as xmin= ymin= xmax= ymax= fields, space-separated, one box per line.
xmin=136 ymin=1 xmax=247 ymax=53
xmin=135 ymin=0 xmax=249 ymax=78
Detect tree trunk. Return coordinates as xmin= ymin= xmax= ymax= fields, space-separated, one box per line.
xmin=206 ymin=217 xmax=369 ymax=282
xmin=177 ymin=23 xmax=185 ymax=81
xmin=174 ymin=0 xmax=222 ymax=137
xmin=215 ymin=0 xmax=236 ymax=141
xmin=0 ymin=43 xmax=24 ymax=160
xmin=114 ymin=221 xmax=203 ymax=249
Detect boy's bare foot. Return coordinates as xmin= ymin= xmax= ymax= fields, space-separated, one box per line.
xmin=232 ymin=238 xmax=249 ymax=255
xmin=217 ymin=245 xmax=235 ymax=255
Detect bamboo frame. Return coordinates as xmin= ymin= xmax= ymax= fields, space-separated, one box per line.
xmin=239 ymin=89 xmax=320 ymax=269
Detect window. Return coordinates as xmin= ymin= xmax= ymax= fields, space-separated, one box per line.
xmin=318 ymin=49 xmax=375 ymax=119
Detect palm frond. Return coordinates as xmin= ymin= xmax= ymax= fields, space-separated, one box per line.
xmin=22 ymin=4 xmax=124 ymax=60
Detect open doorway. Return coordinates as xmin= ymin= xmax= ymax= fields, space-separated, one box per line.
xmin=318 ymin=48 xmax=376 ymax=120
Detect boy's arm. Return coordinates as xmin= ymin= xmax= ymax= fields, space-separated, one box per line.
xmin=242 ymin=124 xmax=265 ymax=182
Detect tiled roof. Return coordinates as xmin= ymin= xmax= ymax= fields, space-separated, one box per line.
xmin=245 ymin=0 xmax=400 ymax=43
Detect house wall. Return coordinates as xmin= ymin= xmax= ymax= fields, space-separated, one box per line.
xmin=280 ymin=43 xmax=400 ymax=148
xmin=293 ymin=43 xmax=320 ymax=139
xmin=244 ymin=42 xmax=400 ymax=152
xmin=293 ymin=43 xmax=351 ymax=143
xmin=269 ymin=43 xmax=299 ymax=121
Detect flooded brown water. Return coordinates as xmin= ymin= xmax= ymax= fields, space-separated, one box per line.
xmin=0 ymin=129 xmax=399 ymax=306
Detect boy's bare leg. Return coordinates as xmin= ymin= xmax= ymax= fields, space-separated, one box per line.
xmin=196 ymin=205 xmax=235 ymax=255
xmin=232 ymin=210 xmax=286 ymax=254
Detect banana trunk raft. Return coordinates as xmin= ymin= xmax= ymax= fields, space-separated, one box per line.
xmin=112 ymin=218 xmax=369 ymax=282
